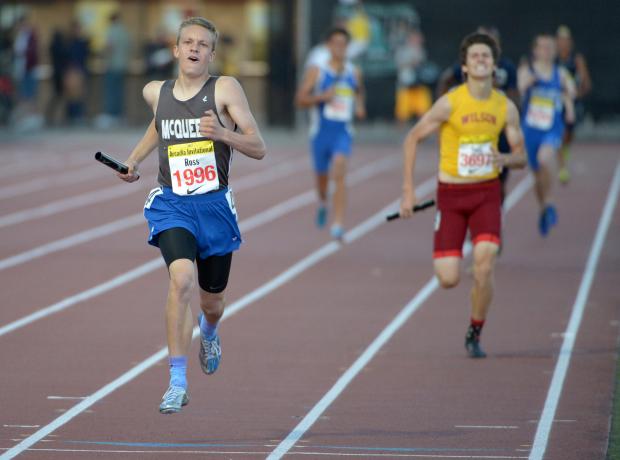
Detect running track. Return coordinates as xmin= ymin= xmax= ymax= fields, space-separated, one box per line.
xmin=0 ymin=128 xmax=618 ymax=459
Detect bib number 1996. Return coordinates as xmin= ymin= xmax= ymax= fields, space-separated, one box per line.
xmin=168 ymin=140 xmax=219 ymax=195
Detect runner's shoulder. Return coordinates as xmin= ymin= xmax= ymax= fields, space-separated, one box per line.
xmin=143 ymin=80 xmax=166 ymax=108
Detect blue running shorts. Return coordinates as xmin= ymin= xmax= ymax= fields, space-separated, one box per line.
xmin=523 ymin=126 xmax=563 ymax=171
xmin=311 ymin=128 xmax=352 ymax=174
xmin=143 ymin=186 xmax=242 ymax=259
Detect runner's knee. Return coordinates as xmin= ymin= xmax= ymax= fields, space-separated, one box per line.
xmin=168 ymin=262 xmax=195 ymax=296
xmin=436 ymin=269 xmax=460 ymax=289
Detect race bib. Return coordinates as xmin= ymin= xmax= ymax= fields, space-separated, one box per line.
xmin=525 ymin=94 xmax=554 ymax=130
xmin=457 ymin=135 xmax=494 ymax=177
xmin=168 ymin=140 xmax=219 ymax=196
xmin=323 ymin=84 xmax=354 ymax=122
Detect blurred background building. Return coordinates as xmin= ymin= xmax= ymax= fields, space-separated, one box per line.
xmin=0 ymin=0 xmax=618 ymax=133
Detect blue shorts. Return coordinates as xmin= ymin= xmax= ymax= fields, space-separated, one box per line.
xmin=143 ymin=186 xmax=242 ymax=259
xmin=311 ymin=128 xmax=352 ymax=174
xmin=523 ymin=126 xmax=564 ymax=171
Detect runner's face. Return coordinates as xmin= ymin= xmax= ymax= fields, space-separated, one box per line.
xmin=174 ymin=25 xmax=215 ymax=76
xmin=556 ymin=35 xmax=572 ymax=56
xmin=463 ymin=43 xmax=495 ymax=80
xmin=327 ymin=33 xmax=349 ymax=61
xmin=534 ymin=37 xmax=556 ymax=63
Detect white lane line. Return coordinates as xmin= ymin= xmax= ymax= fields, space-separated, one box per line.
xmin=266 ymin=175 xmax=534 ymax=460
xmin=0 ymin=155 xmax=398 ymax=335
xmin=528 ymin=161 xmax=620 ymax=460
xmin=0 ymin=259 xmax=162 ymax=338
xmin=0 ymin=215 xmax=143 ymax=271
xmin=2 ymin=426 xmax=40 ymax=429
xmin=0 ymin=178 xmax=435 ymax=460
xmin=0 ymin=165 xmax=103 ymax=201
xmin=455 ymin=426 xmax=518 ymax=429
xmin=0 ymin=156 xmax=306 ymax=230
xmin=0 ymin=155 xmax=391 ymax=272
xmin=0 ymin=183 xmax=143 ymax=229
xmin=46 ymin=396 xmax=87 ymax=400
xmin=0 ymin=447 xmax=530 ymax=458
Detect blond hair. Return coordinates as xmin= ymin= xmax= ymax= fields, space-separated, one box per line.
xmin=176 ymin=17 xmax=219 ymax=49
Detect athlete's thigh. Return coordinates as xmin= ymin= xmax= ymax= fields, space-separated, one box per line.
xmin=469 ymin=184 xmax=501 ymax=247
xmin=196 ymin=252 xmax=233 ymax=294
xmin=434 ymin=186 xmax=469 ymax=259
xmin=311 ymin=134 xmax=331 ymax=174
xmin=158 ymin=227 xmax=198 ymax=267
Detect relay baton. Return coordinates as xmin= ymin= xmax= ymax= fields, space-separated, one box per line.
xmin=95 ymin=151 xmax=130 ymax=175
xmin=386 ymin=199 xmax=435 ymax=221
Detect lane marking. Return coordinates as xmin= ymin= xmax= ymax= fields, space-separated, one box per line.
xmin=266 ymin=174 xmax=533 ymax=460
xmin=0 ymin=155 xmax=393 ymax=272
xmin=0 ymin=447 xmax=530 ymax=458
xmin=455 ymin=426 xmax=518 ymax=429
xmin=528 ymin=161 xmax=620 ymax=460
xmin=0 ymin=183 xmax=142 ymax=230
xmin=0 ymin=165 xmax=104 ymax=201
xmin=0 ymin=156 xmax=398 ymax=338
xmin=0 ymin=156 xmax=307 ymax=230
xmin=46 ymin=396 xmax=87 ymax=400
xmin=0 ymin=178 xmax=435 ymax=460
xmin=2 ymin=426 xmax=39 ymax=429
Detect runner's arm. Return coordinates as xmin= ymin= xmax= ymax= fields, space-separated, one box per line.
xmin=517 ymin=64 xmax=536 ymax=96
xmin=203 ymin=76 xmax=266 ymax=160
xmin=560 ymin=67 xmax=577 ymax=100
xmin=354 ymin=66 xmax=366 ymax=120
xmin=575 ymin=53 xmax=592 ymax=98
xmin=295 ymin=66 xmax=333 ymax=108
xmin=118 ymin=82 xmax=162 ymax=182
xmin=500 ymin=100 xmax=527 ymax=170
xmin=400 ymin=95 xmax=451 ymax=218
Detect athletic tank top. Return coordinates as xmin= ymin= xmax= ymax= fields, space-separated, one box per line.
xmin=522 ymin=65 xmax=564 ymax=132
xmin=310 ymin=62 xmax=358 ymax=136
xmin=155 ymin=77 xmax=232 ymax=193
xmin=439 ymin=84 xmax=507 ymax=180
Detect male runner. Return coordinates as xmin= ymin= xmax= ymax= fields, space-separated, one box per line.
xmin=117 ymin=17 xmax=266 ymax=413
xmin=400 ymin=32 xmax=526 ymax=358
xmin=436 ymin=26 xmax=518 ymax=205
xmin=556 ymin=25 xmax=592 ymax=183
xmin=518 ymin=33 xmax=575 ymax=237
xmin=295 ymin=27 xmax=366 ymax=240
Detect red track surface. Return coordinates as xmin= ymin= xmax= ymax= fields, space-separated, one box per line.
xmin=0 ymin=129 xmax=618 ymax=459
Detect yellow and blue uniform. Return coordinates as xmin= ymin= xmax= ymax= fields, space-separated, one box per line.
xmin=521 ymin=65 xmax=565 ymax=170
xmin=310 ymin=62 xmax=358 ymax=174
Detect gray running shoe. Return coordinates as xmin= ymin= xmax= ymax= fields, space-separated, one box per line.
xmin=158 ymin=385 xmax=189 ymax=414
xmin=198 ymin=314 xmax=222 ymax=375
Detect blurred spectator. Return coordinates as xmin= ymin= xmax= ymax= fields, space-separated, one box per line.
xmin=0 ymin=27 xmax=15 ymax=125
xmin=12 ymin=15 xmax=43 ymax=131
xmin=96 ymin=11 xmax=130 ymax=129
xmin=556 ymin=25 xmax=592 ymax=183
xmin=144 ymin=29 xmax=173 ymax=80
xmin=65 ymin=20 xmax=90 ymax=124
xmin=394 ymin=29 xmax=433 ymax=125
xmin=46 ymin=28 xmax=67 ymax=125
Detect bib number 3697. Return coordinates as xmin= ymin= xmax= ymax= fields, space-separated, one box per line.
xmin=458 ymin=138 xmax=494 ymax=177
xmin=168 ymin=140 xmax=219 ymax=196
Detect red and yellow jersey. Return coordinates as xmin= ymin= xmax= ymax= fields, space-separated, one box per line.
xmin=439 ymin=84 xmax=507 ymax=180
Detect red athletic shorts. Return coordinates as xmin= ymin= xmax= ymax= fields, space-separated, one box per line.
xmin=433 ymin=179 xmax=501 ymax=259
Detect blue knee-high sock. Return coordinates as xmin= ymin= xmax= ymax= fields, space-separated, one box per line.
xmin=199 ymin=315 xmax=218 ymax=340
xmin=169 ymin=355 xmax=187 ymax=389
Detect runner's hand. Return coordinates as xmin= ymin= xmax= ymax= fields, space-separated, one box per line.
xmin=355 ymin=105 xmax=367 ymax=120
xmin=490 ymin=147 xmax=507 ymax=170
xmin=117 ymin=160 xmax=140 ymax=182
xmin=200 ymin=110 xmax=226 ymax=141
xmin=319 ymin=86 xmax=336 ymax=103
xmin=399 ymin=189 xmax=417 ymax=219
